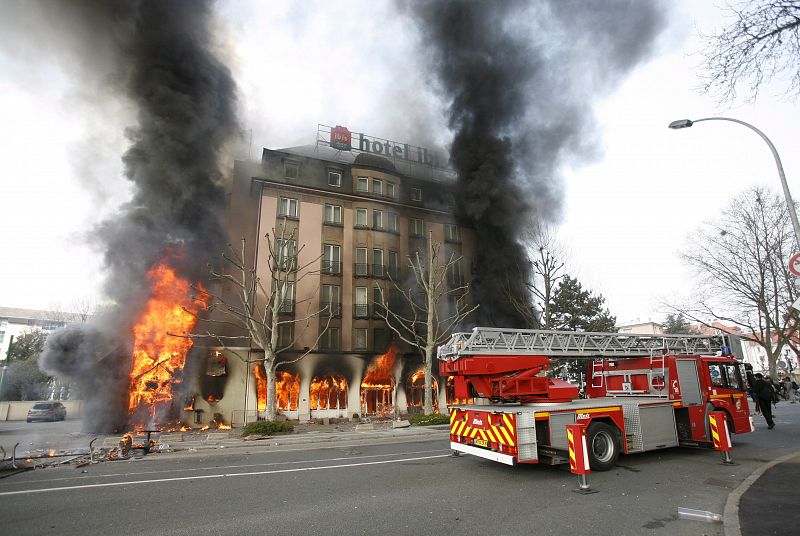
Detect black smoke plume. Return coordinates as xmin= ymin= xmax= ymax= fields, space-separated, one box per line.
xmin=37 ymin=0 xmax=239 ymax=432
xmin=406 ymin=0 xmax=665 ymax=326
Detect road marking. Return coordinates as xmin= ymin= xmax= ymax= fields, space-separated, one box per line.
xmin=0 ymin=448 xmax=449 ymax=486
xmin=0 ymin=454 xmax=450 ymax=496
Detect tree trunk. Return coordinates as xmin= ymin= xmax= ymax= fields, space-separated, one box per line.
xmin=423 ymin=345 xmax=434 ymax=415
xmin=265 ymin=352 xmax=277 ymax=421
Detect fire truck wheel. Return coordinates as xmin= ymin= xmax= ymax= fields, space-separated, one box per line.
xmin=587 ymin=422 xmax=620 ymax=471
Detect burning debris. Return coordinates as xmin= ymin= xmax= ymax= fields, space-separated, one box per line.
xmin=128 ymin=254 xmax=209 ymax=429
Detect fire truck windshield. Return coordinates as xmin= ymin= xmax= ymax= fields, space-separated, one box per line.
xmin=708 ymin=362 xmax=745 ymax=391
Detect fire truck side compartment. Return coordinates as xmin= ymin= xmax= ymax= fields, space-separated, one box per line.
xmin=639 ymin=405 xmax=679 ymax=450
xmin=675 ymin=359 xmax=703 ymax=406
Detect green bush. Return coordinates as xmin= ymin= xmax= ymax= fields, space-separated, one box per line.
xmin=240 ymin=420 xmax=294 ymax=437
xmin=408 ymin=413 xmax=450 ymax=426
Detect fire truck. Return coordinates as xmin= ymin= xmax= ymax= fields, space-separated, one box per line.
xmin=440 ymin=327 xmax=754 ymax=470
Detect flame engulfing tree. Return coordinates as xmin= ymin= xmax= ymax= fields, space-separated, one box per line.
xmin=187 ymin=219 xmax=330 ymax=420
xmin=378 ymin=232 xmax=478 ymax=415
xmin=700 ymin=0 xmax=800 ymax=103
xmin=669 ymin=186 xmax=798 ymax=377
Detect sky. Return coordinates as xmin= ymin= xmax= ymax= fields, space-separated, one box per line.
xmin=0 ymin=0 xmax=797 ymax=325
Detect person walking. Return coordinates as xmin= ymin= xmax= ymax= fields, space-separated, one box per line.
xmin=785 ymin=377 xmax=797 ymax=403
xmin=753 ymin=373 xmax=776 ymax=429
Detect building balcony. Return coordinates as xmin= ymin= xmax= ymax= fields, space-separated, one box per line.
xmin=278 ymin=301 xmax=295 ymax=314
xmin=274 ymin=257 xmax=297 ymax=272
xmin=372 ymin=264 xmax=386 ymax=278
xmin=353 ymin=304 xmax=370 ymax=318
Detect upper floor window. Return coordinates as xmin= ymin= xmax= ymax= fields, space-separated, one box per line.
xmin=372 ymin=209 xmax=383 ymax=230
xmin=323 ymin=244 xmax=342 ymax=274
xmin=355 ymin=208 xmax=368 ymax=227
xmin=354 ymin=328 xmax=368 ymax=351
xmin=386 ymin=182 xmax=396 ymax=199
xmin=445 ymin=224 xmax=460 ymax=242
xmin=322 ymin=284 xmax=342 ymax=316
xmin=277 ymin=281 xmax=295 ymax=313
xmin=328 ymin=170 xmax=342 ymax=187
xmin=356 ymin=177 xmax=369 ymax=192
xmin=411 ymin=187 xmax=422 ymax=201
xmin=276 ymin=238 xmax=297 ymax=270
xmin=410 ymin=218 xmax=425 ymax=237
xmin=324 ymin=204 xmax=342 ymax=224
xmin=284 ymin=160 xmax=299 ymax=179
xmin=372 ymin=179 xmax=383 ymax=195
xmin=278 ymin=197 xmax=298 ymax=218
xmin=319 ymin=327 xmax=340 ymax=351
xmin=387 ymin=213 xmax=399 ymax=233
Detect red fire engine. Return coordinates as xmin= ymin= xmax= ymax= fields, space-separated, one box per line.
xmin=440 ymin=327 xmax=754 ymax=470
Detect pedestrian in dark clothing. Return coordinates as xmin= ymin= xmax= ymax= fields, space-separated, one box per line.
xmin=753 ymin=373 xmax=775 ymax=429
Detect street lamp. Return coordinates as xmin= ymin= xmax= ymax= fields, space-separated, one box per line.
xmin=668 ymin=117 xmax=800 ymax=248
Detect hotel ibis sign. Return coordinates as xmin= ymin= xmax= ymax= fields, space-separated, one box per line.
xmin=327 ymin=124 xmax=445 ymax=169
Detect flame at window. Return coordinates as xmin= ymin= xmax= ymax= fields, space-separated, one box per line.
xmin=252 ymin=365 xmax=299 ymax=412
xmin=310 ymin=374 xmax=347 ymax=410
xmin=276 ymin=371 xmax=299 ymax=411
xmin=406 ymin=370 xmax=439 ymax=411
xmin=361 ymin=344 xmax=398 ymax=416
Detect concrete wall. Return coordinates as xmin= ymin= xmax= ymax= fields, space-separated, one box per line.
xmin=0 ymin=400 xmax=83 ymax=421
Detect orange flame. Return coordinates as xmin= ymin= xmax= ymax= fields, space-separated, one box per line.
xmin=128 ymin=257 xmax=208 ymax=429
xmin=406 ymin=369 xmax=438 ymax=410
xmin=253 ymin=365 xmax=299 ymax=412
xmin=310 ymin=374 xmax=347 ymax=410
xmin=276 ymin=371 xmax=299 ymax=411
xmin=361 ymin=344 xmax=398 ymax=416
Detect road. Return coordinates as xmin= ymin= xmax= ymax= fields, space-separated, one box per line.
xmin=1 ymin=404 xmax=798 ymax=536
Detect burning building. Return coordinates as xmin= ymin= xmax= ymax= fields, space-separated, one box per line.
xmin=196 ymin=125 xmax=475 ymax=424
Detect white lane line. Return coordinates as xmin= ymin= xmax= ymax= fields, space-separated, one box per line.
xmin=0 ymin=454 xmax=450 ymax=496
xmin=1 ymin=449 xmax=449 ymax=486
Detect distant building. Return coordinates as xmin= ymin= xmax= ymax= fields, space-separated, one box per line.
xmin=616 ymin=321 xmax=665 ymax=335
xmin=0 ymin=307 xmax=84 ymax=361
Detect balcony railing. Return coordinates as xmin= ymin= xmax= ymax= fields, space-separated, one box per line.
xmin=448 ymin=276 xmax=465 ymax=287
xmin=372 ymin=264 xmax=386 ymax=278
xmin=278 ymin=301 xmax=295 ymax=314
xmin=353 ymin=304 xmax=370 ymax=318
xmin=320 ymin=302 xmax=342 ymax=317
xmin=321 ymin=260 xmax=342 ymax=274
xmin=354 ymin=263 xmax=369 ymax=277
xmin=387 ymin=266 xmax=400 ymax=280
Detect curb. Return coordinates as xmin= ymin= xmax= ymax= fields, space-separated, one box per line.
xmin=161 ymin=427 xmax=449 ymax=454
xmin=722 ymin=450 xmax=800 ymax=536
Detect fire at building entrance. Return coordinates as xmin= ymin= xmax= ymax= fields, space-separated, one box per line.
xmin=406 ymin=370 xmax=438 ymax=413
xmin=310 ymin=374 xmax=347 ymax=417
xmin=360 ymin=345 xmax=399 ymax=416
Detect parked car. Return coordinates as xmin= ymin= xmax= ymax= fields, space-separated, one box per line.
xmin=26 ymin=402 xmax=67 ymax=422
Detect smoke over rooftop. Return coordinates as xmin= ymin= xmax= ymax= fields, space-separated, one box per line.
xmin=406 ymin=0 xmax=666 ymax=326
xmin=37 ymin=0 xmax=239 ymax=432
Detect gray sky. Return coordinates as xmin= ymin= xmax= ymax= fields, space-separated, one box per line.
xmin=0 ymin=0 xmax=797 ymax=325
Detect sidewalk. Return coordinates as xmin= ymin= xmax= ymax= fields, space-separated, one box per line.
xmin=725 ymin=452 xmax=800 ymax=536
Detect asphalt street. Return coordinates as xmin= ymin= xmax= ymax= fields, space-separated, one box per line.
xmin=0 ymin=403 xmax=798 ymax=536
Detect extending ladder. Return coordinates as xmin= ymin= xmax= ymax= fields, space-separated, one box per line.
xmin=438 ymin=327 xmax=728 ymax=361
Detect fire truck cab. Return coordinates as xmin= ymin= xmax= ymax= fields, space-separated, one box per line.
xmin=440 ymin=328 xmax=753 ymax=471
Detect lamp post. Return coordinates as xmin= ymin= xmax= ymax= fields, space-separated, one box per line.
xmin=668 ymin=117 xmax=800 ymax=248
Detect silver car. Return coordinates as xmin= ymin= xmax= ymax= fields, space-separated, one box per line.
xmin=26 ymin=402 xmax=67 ymax=422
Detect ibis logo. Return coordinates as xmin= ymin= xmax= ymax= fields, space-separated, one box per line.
xmin=472 ymin=418 xmax=483 ymax=426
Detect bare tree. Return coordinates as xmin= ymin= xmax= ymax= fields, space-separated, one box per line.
xmin=187 ymin=219 xmax=331 ymax=420
xmin=668 ymin=186 xmax=798 ymax=376
xmin=699 ymin=1 xmax=800 ymax=103
xmin=379 ymin=232 xmax=478 ymax=415
xmin=504 ymin=222 xmax=567 ymax=328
